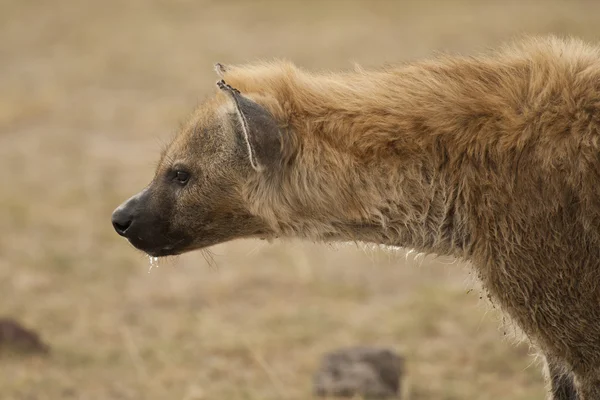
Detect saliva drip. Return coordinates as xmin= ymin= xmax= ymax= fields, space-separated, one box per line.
xmin=148 ymin=256 xmax=159 ymax=273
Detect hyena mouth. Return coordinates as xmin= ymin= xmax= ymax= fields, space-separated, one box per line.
xmin=143 ymin=245 xmax=182 ymax=258
xmin=127 ymin=236 xmax=189 ymax=258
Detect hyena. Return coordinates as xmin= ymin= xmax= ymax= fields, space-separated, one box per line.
xmin=112 ymin=36 xmax=600 ymax=399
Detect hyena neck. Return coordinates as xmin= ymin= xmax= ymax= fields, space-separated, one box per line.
xmin=247 ymin=156 xmax=472 ymax=259
xmin=279 ymin=155 xmax=470 ymax=259
xmin=231 ymin=58 xmax=523 ymax=258
xmin=247 ymin=109 xmax=472 ymax=259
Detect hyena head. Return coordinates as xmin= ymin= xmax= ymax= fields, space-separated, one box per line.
xmin=111 ymin=66 xmax=289 ymax=257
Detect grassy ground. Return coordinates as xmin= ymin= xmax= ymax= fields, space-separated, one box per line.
xmin=2 ymin=1 xmax=600 ymax=399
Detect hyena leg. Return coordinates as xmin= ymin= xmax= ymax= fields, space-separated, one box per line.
xmin=545 ymin=355 xmax=578 ymax=400
xmin=574 ymin=373 xmax=600 ymax=400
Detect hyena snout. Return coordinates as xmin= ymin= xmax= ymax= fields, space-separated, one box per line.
xmin=111 ymin=188 xmax=191 ymax=257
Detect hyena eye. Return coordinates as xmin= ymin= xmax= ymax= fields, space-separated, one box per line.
xmin=174 ymin=171 xmax=190 ymax=185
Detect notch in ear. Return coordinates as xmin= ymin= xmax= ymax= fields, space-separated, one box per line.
xmin=217 ymin=79 xmax=283 ymax=172
xmin=214 ymin=63 xmax=228 ymax=78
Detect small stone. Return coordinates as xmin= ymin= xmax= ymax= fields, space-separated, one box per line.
xmin=313 ymin=346 xmax=404 ymax=399
xmin=0 ymin=318 xmax=49 ymax=355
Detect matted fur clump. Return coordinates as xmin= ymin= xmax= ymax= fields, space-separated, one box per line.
xmin=112 ymin=36 xmax=600 ymax=399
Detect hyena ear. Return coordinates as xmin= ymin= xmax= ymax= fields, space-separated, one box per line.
xmin=214 ymin=63 xmax=227 ymax=78
xmin=217 ymin=79 xmax=282 ymax=172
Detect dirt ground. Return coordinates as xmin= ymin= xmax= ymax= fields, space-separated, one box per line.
xmin=2 ymin=1 xmax=600 ymax=399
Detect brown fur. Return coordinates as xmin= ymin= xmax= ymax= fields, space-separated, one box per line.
xmin=118 ymin=35 xmax=600 ymax=399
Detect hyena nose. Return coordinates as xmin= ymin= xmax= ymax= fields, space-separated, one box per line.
xmin=111 ymin=189 xmax=147 ymax=237
xmin=111 ymin=209 xmax=133 ymax=236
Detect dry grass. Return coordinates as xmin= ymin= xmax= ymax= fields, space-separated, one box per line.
xmin=1 ymin=1 xmax=600 ymax=399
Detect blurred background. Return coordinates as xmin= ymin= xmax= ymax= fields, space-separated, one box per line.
xmin=2 ymin=1 xmax=600 ymax=399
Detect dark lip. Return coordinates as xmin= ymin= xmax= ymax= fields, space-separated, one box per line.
xmin=146 ymin=247 xmax=185 ymax=258
xmin=146 ymin=248 xmax=179 ymax=257
xmin=127 ymin=240 xmax=183 ymax=258
xmin=129 ymin=232 xmax=273 ymax=258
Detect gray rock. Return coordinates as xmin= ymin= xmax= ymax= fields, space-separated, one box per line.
xmin=313 ymin=346 xmax=404 ymax=399
xmin=0 ymin=318 xmax=49 ymax=355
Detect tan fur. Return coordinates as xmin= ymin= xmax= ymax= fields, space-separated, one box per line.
xmin=171 ymin=36 xmax=600 ymax=398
